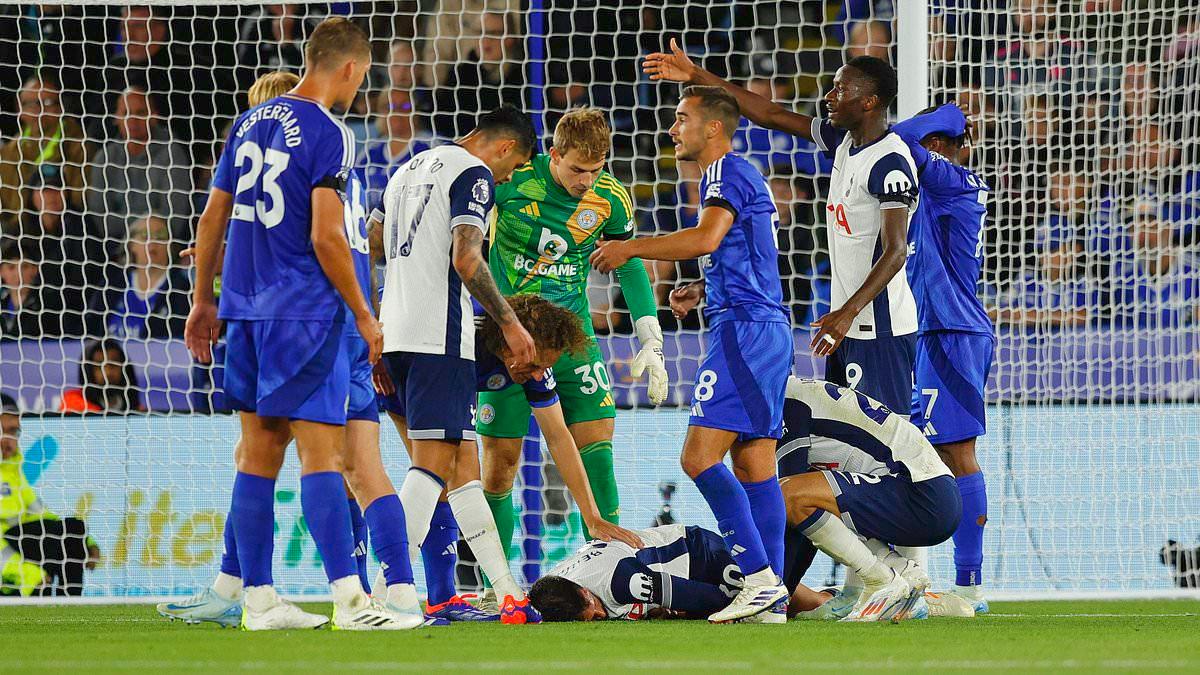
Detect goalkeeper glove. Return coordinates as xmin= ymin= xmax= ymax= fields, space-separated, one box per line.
xmin=632 ymin=316 xmax=669 ymax=405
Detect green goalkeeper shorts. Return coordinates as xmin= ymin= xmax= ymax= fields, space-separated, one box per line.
xmin=476 ymin=339 xmax=616 ymax=438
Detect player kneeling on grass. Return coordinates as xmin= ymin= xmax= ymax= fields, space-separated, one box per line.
xmin=775 ymin=377 xmax=963 ymax=621
xmin=376 ymin=294 xmax=645 ymax=621
xmin=527 ymin=524 xmax=748 ymax=622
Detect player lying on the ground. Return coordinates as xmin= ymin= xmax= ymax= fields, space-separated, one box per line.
xmin=375 ymin=294 xmax=646 ymax=621
xmin=527 ymin=524 xmax=744 ymax=621
xmin=775 ymin=376 xmax=962 ymax=621
xmin=482 ymin=108 xmax=669 ymax=560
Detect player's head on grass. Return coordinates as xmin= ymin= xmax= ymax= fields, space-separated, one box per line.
xmin=825 ymin=55 xmax=897 ymax=131
xmin=301 ymin=17 xmax=371 ymax=110
xmin=550 ymin=107 xmax=611 ymax=198
xmin=671 ymin=85 xmax=740 ymax=163
xmin=916 ymin=103 xmax=970 ymax=165
xmin=528 ymin=575 xmax=607 ymax=621
xmin=0 ymin=392 xmax=19 ymax=459
xmin=248 ymin=71 xmax=300 ymax=107
xmin=478 ymin=294 xmax=588 ymax=383
xmin=462 ymin=104 xmax=538 ymax=183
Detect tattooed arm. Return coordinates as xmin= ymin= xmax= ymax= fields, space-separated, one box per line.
xmin=451 ymin=224 xmax=535 ymax=364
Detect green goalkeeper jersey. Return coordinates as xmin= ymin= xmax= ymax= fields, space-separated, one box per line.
xmin=489 ymin=153 xmax=651 ymax=333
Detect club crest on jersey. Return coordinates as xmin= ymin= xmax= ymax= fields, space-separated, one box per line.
xmin=486 ymin=374 xmax=507 ymax=390
xmin=479 ymin=404 xmax=496 ymax=425
xmin=472 ymin=177 xmax=490 ymax=203
xmin=577 ymin=208 xmax=599 ymax=231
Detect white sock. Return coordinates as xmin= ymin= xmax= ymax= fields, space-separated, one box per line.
xmin=243 ymin=585 xmax=278 ymax=613
xmin=211 ymin=572 xmax=243 ymax=601
xmin=896 ymin=545 xmax=928 ymax=569
xmin=398 ymin=468 xmax=443 ymax=555
xmin=448 ymin=480 xmax=523 ymax=601
xmin=372 ymin=569 xmax=387 ymax=597
xmin=330 ymin=575 xmax=365 ymax=609
xmin=385 ymin=583 xmax=420 ymax=613
xmin=843 ymin=566 xmax=863 ymax=592
xmin=803 ymin=514 xmax=891 ymax=585
xmin=743 ymin=567 xmax=780 ymax=587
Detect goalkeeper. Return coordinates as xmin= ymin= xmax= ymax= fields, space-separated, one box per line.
xmin=479 ymin=108 xmax=667 ymax=548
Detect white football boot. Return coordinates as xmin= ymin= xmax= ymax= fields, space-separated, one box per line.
xmin=156 ymin=588 xmax=242 ymax=627
xmin=333 ymin=592 xmax=424 ymax=631
xmin=793 ymin=586 xmax=860 ymax=621
xmin=920 ymin=590 xmax=976 ymax=618
xmin=708 ymin=581 xmax=789 ymax=623
xmin=241 ymin=586 xmax=329 ymax=631
xmin=841 ymin=569 xmax=912 ymax=622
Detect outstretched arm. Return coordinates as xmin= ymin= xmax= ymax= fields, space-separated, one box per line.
xmin=643 ymin=38 xmax=815 ymax=140
xmin=590 ymin=205 xmax=735 ymax=271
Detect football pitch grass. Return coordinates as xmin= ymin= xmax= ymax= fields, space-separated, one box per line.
xmin=3 ymin=600 xmax=1198 ymax=673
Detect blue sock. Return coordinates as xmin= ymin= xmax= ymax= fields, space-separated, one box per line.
xmin=421 ymin=500 xmax=459 ymax=605
xmin=364 ymin=494 xmax=415 ymax=588
xmin=741 ymin=476 xmax=785 ymax=577
xmin=953 ymin=471 xmax=987 ymax=587
xmin=300 ymin=471 xmax=357 ymax=584
xmin=348 ymin=498 xmax=370 ymax=594
xmin=230 ymin=472 xmax=275 ymax=587
xmin=693 ymin=463 xmax=771 ymax=577
xmin=219 ymin=511 xmax=240 ymax=577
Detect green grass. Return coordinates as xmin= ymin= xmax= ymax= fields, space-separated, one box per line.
xmin=2 ymin=600 xmax=1198 ymax=673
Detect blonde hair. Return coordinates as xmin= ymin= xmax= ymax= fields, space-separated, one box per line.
xmin=552 ymin=108 xmax=611 ymax=162
xmin=248 ymin=71 xmax=299 ymax=106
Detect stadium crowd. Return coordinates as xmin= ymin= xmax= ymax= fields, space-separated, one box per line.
xmin=0 ymin=0 xmax=1196 ymax=342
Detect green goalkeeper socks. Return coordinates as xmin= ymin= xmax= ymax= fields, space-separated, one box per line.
xmin=484 ymin=488 xmax=516 ymax=562
xmin=579 ymin=440 xmax=620 ymax=539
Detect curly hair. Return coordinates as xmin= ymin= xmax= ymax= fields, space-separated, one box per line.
xmin=478 ymin=294 xmax=589 ymax=359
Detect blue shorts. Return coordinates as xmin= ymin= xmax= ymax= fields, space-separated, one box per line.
xmin=382 ymin=351 xmax=476 ymax=441
xmin=911 ymin=331 xmax=994 ymax=444
xmin=345 ymin=333 xmax=380 ymax=424
xmin=821 ymin=471 xmax=961 ymax=547
xmin=825 ymin=334 xmax=915 ymax=415
xmin=689 ymin=320 xmax=792 ymax=441
xmin=222 ymin=319 xmax=349 ymax=425
xmin=683 ymin=526 xmax=740 ymax=589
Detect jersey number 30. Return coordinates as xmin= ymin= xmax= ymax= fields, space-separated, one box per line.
xmin=232 ymin=141 xmax=289 ymax=229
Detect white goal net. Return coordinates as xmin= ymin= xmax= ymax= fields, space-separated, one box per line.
xmin=0 ymin=0 xmax=1197 ymax=599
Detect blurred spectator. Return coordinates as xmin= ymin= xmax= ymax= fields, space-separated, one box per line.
xmin=845 ymin=20 xmax=892 ymax=60
xmin=357 ymin=89 xmax=438 ymax=211
xmin=4 ymin=5 xmax=111 ymax=122
xmin=990 ymin=238 xmax=1095 ymax=330
xmin=89 ymin=215 xmax=190 ymax=340
xmin=1 ymin=393 xmax=101 ymax=596
xmin=0 ymin=237 xmax=82 ymax=341
xmin=640 ymin=161 xmax=701 ymax=311
xmin=433 ymin=10 xmax=525 ymax=137
xmin=59 ymin=339 xmax=143 ymax=414
xmin=421 ymin=0 xmax=521 ymax=88
xmin=0 ymin=74 xmax=89 ymax=234
xmin=771 ymin=171 xmax=822 ymax=325
xmin=1111 ymin=199 xmax=1198 ymax=329
xmin=236 ymin=4 xmax=318 ymax=77
xmin=86 ymin=87 xmax=193 ymax=242
xmin=97 ymin=5 xmax=235 ymax=145
xmin=16 ymin=168 xmax=99 ymax=313
xmin=386 ymin=38 xmax=433 ymax=117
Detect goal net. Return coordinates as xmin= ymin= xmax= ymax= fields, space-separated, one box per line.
xmin=0 ymin=0 xmax=1197 ymax=600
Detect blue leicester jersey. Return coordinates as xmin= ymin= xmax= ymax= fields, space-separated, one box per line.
xmin=212 ymin=94 xmax=356 ymax=322
xmin=698 ymin=153 xmax=788 ymax=326
xmin=893 ymin=106 xmax=992 ymax=335
xmin=342 ymin=170 xmax=373 ymax=337
xmin=475 ymin=342 xmax=558 ymax=407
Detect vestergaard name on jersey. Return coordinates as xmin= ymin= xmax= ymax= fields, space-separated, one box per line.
xmin=236 ymin=103 xmax=303 ymax=148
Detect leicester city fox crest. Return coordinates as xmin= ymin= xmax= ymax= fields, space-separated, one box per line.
xmin=577 ymin=208 xmax=599 ymax=231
